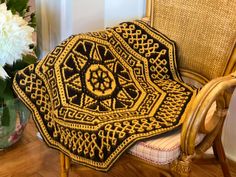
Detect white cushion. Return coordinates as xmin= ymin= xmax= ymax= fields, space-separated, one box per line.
xmin=128 ymin=129 xmax=204 ymax=165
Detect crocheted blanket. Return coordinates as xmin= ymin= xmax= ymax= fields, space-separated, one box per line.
xmin=13 ymin=21 xmax=197 ymax=171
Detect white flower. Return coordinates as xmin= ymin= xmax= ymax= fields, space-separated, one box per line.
xmin=0 ymin=3 xmax=34 ymax=66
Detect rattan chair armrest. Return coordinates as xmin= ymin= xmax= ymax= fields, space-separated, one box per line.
xmin=180 ymin=72 xmax=236 ymax=155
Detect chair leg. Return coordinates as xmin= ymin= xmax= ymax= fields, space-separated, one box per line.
xmin=60 ymin=152 xmax=70 ymax=177
xmin=212 ymin=133 xmax=231 ymax=177
xmin=65 ymin=155 xmax=71 ymax=172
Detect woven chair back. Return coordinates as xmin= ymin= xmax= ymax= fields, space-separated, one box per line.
xmin=151 ymin=0 xmax=236 ymax=80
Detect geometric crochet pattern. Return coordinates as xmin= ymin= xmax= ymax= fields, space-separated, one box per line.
xmin=13 ymin=21 xmax=197 ymax=171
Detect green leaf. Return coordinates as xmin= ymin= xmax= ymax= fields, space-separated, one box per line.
xmin=3 ymin=55 xmax=35 ymax=78
xmin=3 ymin=61 xmax=26 ymax=78
xmin=26 ymin=5 xmax=30 ymax=12
xmin=34 ymin=46 xmax=41 ymax=58
xmin=28 ymin=13 xmax=36 ymax=28
xmin=1 ymin=99 xmax=17 ymax=126
xmin=1 ymin=78 xmax=14 ymax=101
xmin=0 ymin=78 xmax=7 ymax=96
xmin=7 ymin=0 xmax=29 ymax=15
xmin=1 ymin=105 xmax=10 ymax=126
xmin=22 ymin=54 xmax=38 ymax=64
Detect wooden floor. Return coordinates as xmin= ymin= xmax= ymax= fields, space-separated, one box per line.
xmin=1 ymin=119 xmax=236 ymax=177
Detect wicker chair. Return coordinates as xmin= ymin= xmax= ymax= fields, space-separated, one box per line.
xmin=60 ymin=0 xmax=236 ymax=176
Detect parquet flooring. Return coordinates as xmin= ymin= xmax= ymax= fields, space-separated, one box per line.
xmin=0 ymin=119 xmax=236 ymax=177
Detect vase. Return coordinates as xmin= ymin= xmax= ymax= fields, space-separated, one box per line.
xmin=0 ymin=98 xmax=30 ymax=149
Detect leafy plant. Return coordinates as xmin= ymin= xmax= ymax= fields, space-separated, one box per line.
xmin=0 ymin=0 xmax=37 ymax=126
xmin=0 ymin=0 xmax=36 ymax=28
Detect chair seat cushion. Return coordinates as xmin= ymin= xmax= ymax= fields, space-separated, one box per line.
xmin=128 ymin=129 xmax=205 ymax=165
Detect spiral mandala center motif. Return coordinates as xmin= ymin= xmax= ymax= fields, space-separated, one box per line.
xmin=85 ymin=64 xmax=116 ymax=97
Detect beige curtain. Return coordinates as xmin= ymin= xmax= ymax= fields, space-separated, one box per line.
xmin=35 ymin=0 xmax=62 ymax=58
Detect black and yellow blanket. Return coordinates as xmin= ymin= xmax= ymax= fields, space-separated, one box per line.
xmin=13 ymin=21 xmax=197 ymax=171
